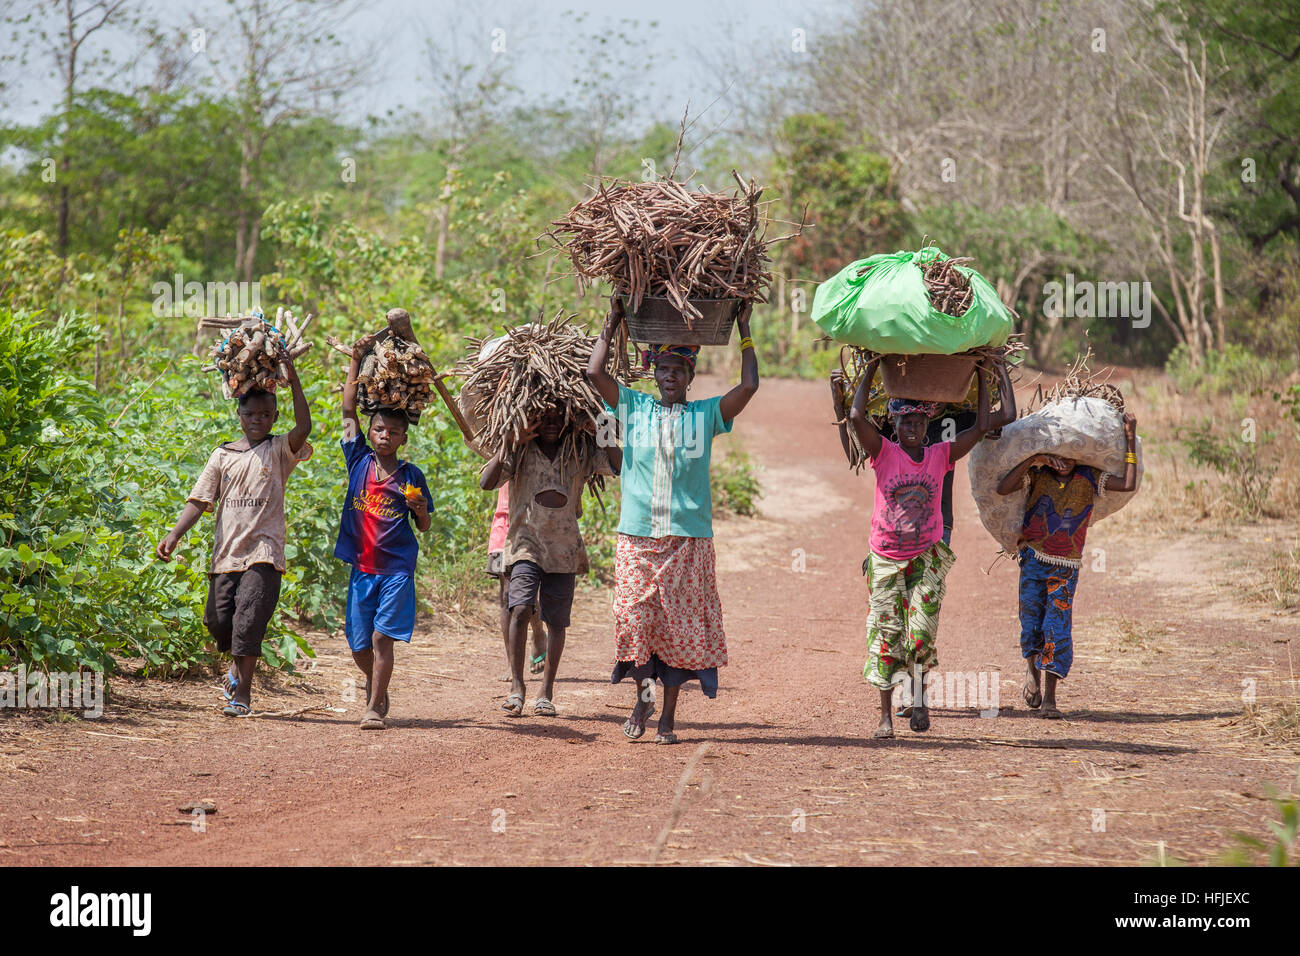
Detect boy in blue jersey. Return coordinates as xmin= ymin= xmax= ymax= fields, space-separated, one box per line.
xmin=335 ymin=333 xmax=433 ymax=729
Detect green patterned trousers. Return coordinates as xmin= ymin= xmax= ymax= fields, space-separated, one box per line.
xmin=863 ymin=541 xmax=956 ymax=690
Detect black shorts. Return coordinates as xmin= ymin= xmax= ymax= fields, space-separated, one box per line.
xmin=506 ymin=560 xmax=575 ymax=629
xmin=204 ymin=563 xmax=282 ymax=657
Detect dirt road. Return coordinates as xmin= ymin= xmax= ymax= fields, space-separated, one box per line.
xmin=2 ymin=375 xmax=1296 ymax=865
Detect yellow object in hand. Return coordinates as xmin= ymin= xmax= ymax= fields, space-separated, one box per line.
xmin=402 ymin=483 xmax=423 ymax=503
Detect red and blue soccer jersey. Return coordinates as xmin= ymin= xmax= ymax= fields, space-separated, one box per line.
xmin=333 ymin=434 xmax=432 ymax=576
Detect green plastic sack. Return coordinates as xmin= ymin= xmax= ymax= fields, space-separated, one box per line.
xmin=812 ymin=246 xmax=1014 ymax=355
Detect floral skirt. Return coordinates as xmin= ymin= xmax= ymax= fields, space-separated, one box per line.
xmin=612 ymin=533 xmax=728 ymax=672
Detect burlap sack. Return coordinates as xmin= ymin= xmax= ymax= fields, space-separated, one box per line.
xmin=966 ymin=396 xmax=1143 ymax=553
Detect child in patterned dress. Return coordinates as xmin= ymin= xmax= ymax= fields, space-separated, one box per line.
xmin=996 ymin=412 xmax=1138 ymax=717
xmin=849 ymin=355 xmax=1014 ymax=738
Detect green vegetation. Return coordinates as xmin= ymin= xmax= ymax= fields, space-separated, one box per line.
xmin=3 ymin=0 xmax=1300 ymax=682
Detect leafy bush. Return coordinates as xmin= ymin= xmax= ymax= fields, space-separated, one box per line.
xmin=1177 ymin=417 xmax=1277 ymax=517
xmin=1221 ymin=768 xmax=1300 ymax=867
xmin=713 ymin=447 xmax=763 ymax=517
xmin=0 ymin=310 xmax=210 ymax=674
xmin=1166 ymin=342 xmax=1295 ymax=396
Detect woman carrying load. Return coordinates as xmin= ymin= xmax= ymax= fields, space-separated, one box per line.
xmin=586 ymin=296 xmax=758 ymax=744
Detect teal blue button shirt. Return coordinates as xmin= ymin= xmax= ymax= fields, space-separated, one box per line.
xmin=606 ymin=383 xmax=733 ymax=539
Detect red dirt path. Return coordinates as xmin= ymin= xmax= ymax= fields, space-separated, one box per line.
xmin=2 ymin=375 xmax=1296 ymax=865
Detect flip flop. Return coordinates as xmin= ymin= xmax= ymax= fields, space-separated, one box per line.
xmin=360 ymin=715 xmax=385 ymax=730
xmin=222 ymin=700 xmax=251 ymax=718
xmin=621 ymin=702 xmax=655 ymax=740
xmin=502 ymin=692 xmax=524 ymax=717
xmin=1037 ymin=705 xmax=1063 ymax=720
xmin=654 ymin=731 xmax=679 ymax=745
xmin=873 ymin=725 xmax=895 ymax=739
xmin=533 ymin=697 xmax=557 ymax=717
xmin=529 ymin=652 xmax=547 ymax=675
xmin=909 ymin=705 xmax=931 ymax=732
xmin=894 ymin=705 xmax=914 ymax=718
xmin=1022 ymin=679 xmax=1043 ymax=710
xmin=222 ymin=669 xmax=238 ymax=701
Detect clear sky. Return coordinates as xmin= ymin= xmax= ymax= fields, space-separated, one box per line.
xmin=2 ymin=0 xmax=846 ymax=129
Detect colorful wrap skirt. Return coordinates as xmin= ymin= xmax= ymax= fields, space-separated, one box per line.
xmin=611 ymin=533 xmax=727 ymax=695
xmin=1017 ymin=547 xmax=1079 ymax=678
xmin=863 ymin=541 xmax=956 ymax=690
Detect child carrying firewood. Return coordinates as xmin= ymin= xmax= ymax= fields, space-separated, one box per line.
xmin=995 ymin=413 xmax=1138 ymax=718
xmin=155 ymin=356 xmax=313 ymax=717
xmin=849 ymin=356 xmax=1014 ymax=737
xmin=479 ymin=406 xmax=621 ymax=718
xmin=488 ymin=483 xmax=548 ymax=681
xmin=335 ymin=334 xmax=433 ymax=730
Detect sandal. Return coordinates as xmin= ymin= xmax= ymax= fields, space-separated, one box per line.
xmin=622 ymin=702 xmax=655 ymax=740
xmin=222 ymin=668 xmax=238 ymax=701
xmin=894 ymin=705 xmax=914 ymax=718
xmin=533 ymin=697 xmax=557 ymax=717
xmin=873 ymin=725 xmax=895 ymax=739
xmin=529 ymin=652 xmax=547 ymax=675
xmin=1037 ymin=705 xmax=1063 ymax=720
xmin=359 ymin=715 xmax=385 ymax=730
xmin=1022 ymin=679 xmax=1043 ymax=710
xmin=502 ymin=692 xmax=524 ymax=717
xmin=654 ymin=731 xmax=679 ymax=745
xmin=222 ymin=700 xmax=251 ymax=718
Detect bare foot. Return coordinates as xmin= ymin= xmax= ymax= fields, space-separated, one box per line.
xmin=909 ymin=705 xmax=931 ymax=732
xmin=1039 ymin=672 xmax=1061 ymax=718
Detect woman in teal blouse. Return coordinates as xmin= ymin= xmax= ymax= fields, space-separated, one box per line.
xmin=587 ymin=297 xmax=759 ymax=744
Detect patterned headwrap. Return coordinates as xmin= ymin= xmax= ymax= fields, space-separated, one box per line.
xmin=887 ymin=397 xmax=941 ymax=419
xmin=641 ymin=343 xmax=700 ymax=370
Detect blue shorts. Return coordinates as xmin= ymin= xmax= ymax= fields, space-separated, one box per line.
xmin=345 ymin=568 xmax=416 ymax=650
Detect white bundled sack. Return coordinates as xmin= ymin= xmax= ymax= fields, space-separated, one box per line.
xmin=967 ymin=396 xmax=1143 ymax=554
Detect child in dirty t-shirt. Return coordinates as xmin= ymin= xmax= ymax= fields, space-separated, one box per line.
xmin=156 ymin=358 xmax=312 ymax=717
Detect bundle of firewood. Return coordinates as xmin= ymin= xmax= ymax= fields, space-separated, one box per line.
xmin=453 ymin=312 xmax=619 ymax=492
xmin=325 ymin=309 xmax=437 ymax=424
xmin=546 ymin=174 xmax=797 ymax=327
xmin=356 ymin=335 xmax=435 ymax=419
xmin=917 ymin=256 xmax=974 ymax=317
xmin=200 ymin=308 xmax=313 ymax=399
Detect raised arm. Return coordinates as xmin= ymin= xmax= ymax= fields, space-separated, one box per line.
xmin=1105 ymin=413 xmax=1139 ymax=492
xmin=341 ymin=333 xmax=376 ymax=443
xmin=997 ymin=454 xmax=1048 ymax=495
xmin=283 ymin=354 xmax=312 ymax=454
xmin=950 ymin=367 xmax=995 ymax=463
xmin=586 ymin=296 xmax=623 ymax=408
xmin=847 ymin=354 xmax=883 ymax=460
xmin=718 ymin=304 xmax=759 ymax=423
xmin=988 ymin=361 xmax=1017 ymax=431
xmin=830 ymin=369 xmax=854 ymax=465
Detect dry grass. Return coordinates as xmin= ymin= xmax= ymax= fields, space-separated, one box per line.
xmin=1228 ymin=700 xmax=1300 ymax=751
xmin=1095 ymin=366 xmax=1300 ymax=536
xmin=1247 ymin=546 xmax=1300 ymax=611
